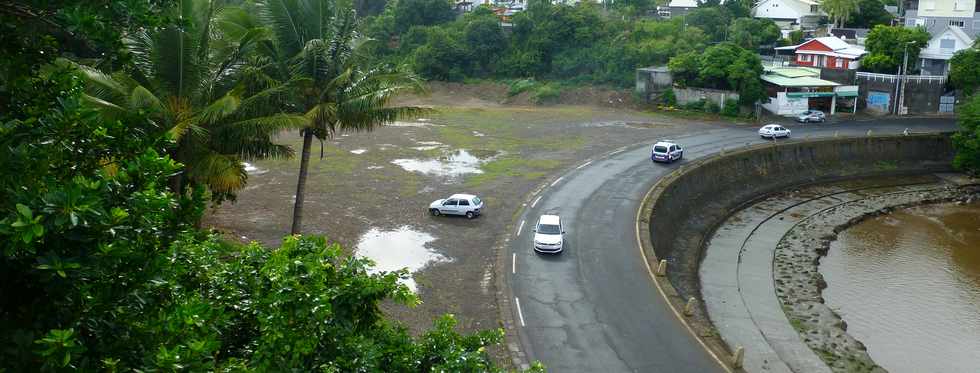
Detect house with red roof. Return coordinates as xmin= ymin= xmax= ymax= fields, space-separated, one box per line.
xmin=775 ymin=36 xmax=868 ymax=70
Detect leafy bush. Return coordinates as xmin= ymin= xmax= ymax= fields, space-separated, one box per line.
xmin=662 ymin=88 xmax=677 ymax=106
xmin=703 ymin=100 xmax=720 ymax=113
xmin=721 ymin=102 xmax=740 ymax=117
xmin=531 ymin=83 xmax=562 ymax=104
xmin=508 ymin=78 xmax=539 ymax=96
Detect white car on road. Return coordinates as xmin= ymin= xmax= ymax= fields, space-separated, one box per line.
xmin=429 ymin=194 xmax=483 ymax=219
xmin=533 ymin=214 xmax=565 ymax=254
xmin=651 ymin=140 xmax=684 ymax=163
xmin=759 ymin=124 xmax=791 ymax=139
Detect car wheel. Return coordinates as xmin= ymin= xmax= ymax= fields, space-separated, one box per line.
xmin=465 ymin=211 xmax=475 ymax=219
xmin=431 ymin=208 xmax=440 ymax=216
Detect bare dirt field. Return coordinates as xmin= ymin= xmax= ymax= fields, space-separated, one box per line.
xmin=204 ymin=82 xmax=727 ymax=362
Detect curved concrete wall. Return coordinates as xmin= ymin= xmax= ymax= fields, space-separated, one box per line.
xmin=644 ymin=133 xmax=954 ymax=300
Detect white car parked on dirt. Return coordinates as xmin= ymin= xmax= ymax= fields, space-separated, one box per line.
xmin=429 ymin=194 xmax=484 ymax=219
xmin=758 ymin=124 xmax=791 ymax=139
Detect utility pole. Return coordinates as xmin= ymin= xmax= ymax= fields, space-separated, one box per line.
xmin=897 ymin=41 xmax=913 ymax=115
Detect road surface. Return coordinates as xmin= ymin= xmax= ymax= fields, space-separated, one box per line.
xmin=506 ymin=118 xmax=957 ymax=372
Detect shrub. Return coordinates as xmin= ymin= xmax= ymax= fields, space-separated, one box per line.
xmin=721 ymin=102 xmax=740 ymax=117
xmin=507 ymin=78 xmax=538 ymax=97
xmin=703 ymin=100 xmax=720 ymax=113
xmin=531 ymin=83 xmax=562 ymax=104
xmin=662 ymin=88 xmax=677 ymax=106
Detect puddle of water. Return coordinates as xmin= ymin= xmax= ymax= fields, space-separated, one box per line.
xmin=366 ymin=165 xmax=384 ymax=170
xmin=388 ymin=121 xmax=436 ymax=128
xmin=821 ymin=202 xmax=980 ymax=373
xmin=392 ymin=149 xmax=486 ymax=178
xmin=350 ymin=149 xmax=367 ymax=154
xmin=472 ymin=131 xmax=485 ymax=137
xmin=355 ymin=226 xmax=451 ymax=292
xmin=242 ymin=162 xmax=267 ymax=175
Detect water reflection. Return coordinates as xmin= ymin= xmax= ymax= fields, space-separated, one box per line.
xmin=391 ymin=149 xmax=485 ymax=177
xmin=820 ymin=202 xmax=980 ymax=373
xmin=355 ymin=226 xmax=451 ymax=292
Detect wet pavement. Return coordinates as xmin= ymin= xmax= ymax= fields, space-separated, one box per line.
xmin=506 ymin=118 xmax=956 ymax=372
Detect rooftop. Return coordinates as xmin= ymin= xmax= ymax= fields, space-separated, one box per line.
xmin=762 ymin=67 xmax=840 ymax=87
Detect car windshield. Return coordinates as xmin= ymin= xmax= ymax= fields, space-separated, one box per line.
xmin=472 ymin=197 xmax=481 ymax=205
xmin=653 ymin=145 xmax=668 ymax=153
xmin=537 ymin=223 xmax=561 ymax=234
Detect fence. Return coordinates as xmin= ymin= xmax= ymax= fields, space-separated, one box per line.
xmin=855 ymin=72 xmax=947 ymax=84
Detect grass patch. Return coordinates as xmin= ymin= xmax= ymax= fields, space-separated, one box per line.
xmin=465 ymin=157 xmax=561 ymax=187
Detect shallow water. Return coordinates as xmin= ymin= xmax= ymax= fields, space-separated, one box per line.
xmin=242 ymin=162 xmax=267 ymax=175
xmin=355 ymin=226 xmax=451 ymax=292
xmin=820 ymin=202 xmax=980 ymax=373
xmin=391 ymin=149 xmax=485 ymax=177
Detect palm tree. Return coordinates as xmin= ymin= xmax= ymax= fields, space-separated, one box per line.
xmin=821 ymin=0 xmax=857 ymax=29
xmin=76 ymin=0 xmax=306 ymax=200
xmin=248 ymin=0 xmax=425 ymax=234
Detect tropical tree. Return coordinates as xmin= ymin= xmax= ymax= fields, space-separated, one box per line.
xmin=949 ymin=44 xmax=980 ymax=96
xmin=247 ymin=0 xmax=425 ymax=234
xmin=862 ymin=25 xmax=930 ymax=73
xmin=75 ymin=0 xmax=305 ymax=202
xmin=822 ymin=0 xmax=858 ymax=28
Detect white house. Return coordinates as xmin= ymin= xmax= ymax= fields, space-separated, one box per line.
xmin=919 ymin=25 xmax=976 ymax=75
xmin=753 ymin=0 xmax=826 ymax=29
xmin=657 ymin=0 xmax=698 ymax=18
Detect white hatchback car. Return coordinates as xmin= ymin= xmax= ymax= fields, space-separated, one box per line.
xmin=759 ymin=124 xmax=791 ymax=139
xmin=651 ymin=140 xmax=683 ymax=163
xmin=533 ymin=215 xmax=565 ymax=254
xmin=429 ymin=194 xmax=484 ymax=219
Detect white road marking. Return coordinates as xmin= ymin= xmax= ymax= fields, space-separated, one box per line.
xmin=575 ymin=160 xmax=593 ymax=169
xmin=515 ymin=297 xmax=526 ymax=327
xmin=550 ymin=176 xmax=564 ymax=187
xmin=512 ymin=253 xmax=517 ymax=274
xmin=531 ymin=196 xmax=542 ymax=208
xmin=516 ymin=220 xmax=526 ymax=236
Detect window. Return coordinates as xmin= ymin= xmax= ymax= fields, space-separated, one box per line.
xmin=940 ymin=38 xmax=956 ymax=49
xmin=949 ymin=20 xmax=965 ymax=27
xmin=654 ymin=145 xmax=668 ymax=152
xmin=836 ymin=58 xmax=844 ymax=68
xmin=444 ymin=199 xmax=457 ymax=206
xmin=459 ymin=200 xmax=470 ymax=206
xmin=810 ymin=5 xmax=818 ymax=12
xmin=537 ymin=224 xmax=561 ymax=234
xmin=472 ymin=197 xmax=481 ymax=205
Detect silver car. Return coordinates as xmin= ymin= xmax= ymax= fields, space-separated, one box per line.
xmin=796 ymin=110 xmax=825 ymax=123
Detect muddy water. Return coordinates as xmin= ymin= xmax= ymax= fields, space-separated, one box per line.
xmin=820 ymin=202 xmax=980 ymax=373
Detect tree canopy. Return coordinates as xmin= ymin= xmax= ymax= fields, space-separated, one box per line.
xmin=862 ymin=25 xmax=930 ymax=73
xmin=953 ymin=94 xmax=980 ymax=174
xmin=950 ymin=45 xmax=980 ymax=96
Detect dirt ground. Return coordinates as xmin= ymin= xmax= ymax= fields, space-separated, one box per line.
xmin=204 ymin=81 xmax=724 ymax=363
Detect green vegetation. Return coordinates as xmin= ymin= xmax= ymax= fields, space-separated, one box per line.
xmin=953 ymin=94 xmax=980 ymax=174
xmin=949 ymin=42 xmax=980 ymax=96
xmin=466 ymin=158 xmax=562 ymax=186
xmin=847 ymin=0 xmax=894 ymax=28
xmin=668 ymin=42 xmax=766 ymax=106
xmin=862 ymin=25 xmax=931 ymax=73
xmin=0 ymin=0 xmax=540 ymax=370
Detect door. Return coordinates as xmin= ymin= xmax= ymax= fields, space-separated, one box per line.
xmin=442 ymin=199 xmax=459 ymax=214
xmin=458 ymin=199 xmax=471 ymax=214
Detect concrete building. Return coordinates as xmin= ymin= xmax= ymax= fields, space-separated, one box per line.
xmin=904 ymin=0 xmax=980 ymax=37
xmin=919 ymin=25 xmax=976 ymax=74
xmin=753 ymin=0 xmax=826 ymax=29
xmin=656 ymin=0 xmax=698 ymax=18
xmin=775 ymin=36 xmax=868 ymax=69
xmin=760 ymin=67 xmax=859 ymax=115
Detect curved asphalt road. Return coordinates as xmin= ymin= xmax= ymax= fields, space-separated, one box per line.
xmin=507 ymin=118 xmax=957 ymax=372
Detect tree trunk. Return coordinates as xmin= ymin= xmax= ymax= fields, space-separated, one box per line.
xmin=291 ymin=129 xmax=314 ymax=235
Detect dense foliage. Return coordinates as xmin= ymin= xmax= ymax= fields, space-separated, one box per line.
xmin=668 ymin=42 xmax=766 ymax=106
xmin=862 ymin=25 xmax=930 ymax=73
xmin=846 ymin=0 xmax=894 ymax=28
xmin=949 ymin=42 xmax=980 ymax=96
xmin=0 ymin=0 xmax=532 ymax=370
xmin=953 ymin=94 xmax=980 ymax=174
xmin=363 ymin=0 xmax=772 ymax=88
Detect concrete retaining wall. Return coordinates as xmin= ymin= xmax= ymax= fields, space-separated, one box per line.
xmin=643 ymin=134 xmax=955 ymax=301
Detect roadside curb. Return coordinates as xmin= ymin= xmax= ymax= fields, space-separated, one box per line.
xmin=636 ymin=164 xmax=739 ymax=373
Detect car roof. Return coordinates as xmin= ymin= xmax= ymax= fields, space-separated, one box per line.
xmin=449 ymin=193 xmax=477 ymax=200
xmin=764 ymin=124 xmax=780 ymax=128
xmin=654 ymin=141 xmax=677 ymax=146
xmin=538 ymin=214 xmax=561 ymax=225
